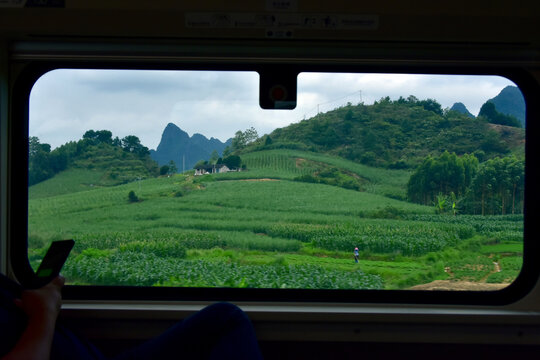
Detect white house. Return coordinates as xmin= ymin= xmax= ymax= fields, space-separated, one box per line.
xmin=194 ymin=163 xmax=231 ymax=176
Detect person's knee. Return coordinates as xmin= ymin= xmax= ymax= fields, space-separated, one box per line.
xmin=205 ymin=302 xmax=244 ymax=318
xmin=202 ymin=302 xmax=252 ymax=327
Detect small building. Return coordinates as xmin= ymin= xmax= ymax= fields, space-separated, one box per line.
xmin=194 ymin=163 xmax=231 ymax=176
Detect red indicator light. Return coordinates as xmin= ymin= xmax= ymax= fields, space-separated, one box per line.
xmin=269 ymin=85 xmax=287 ymax=101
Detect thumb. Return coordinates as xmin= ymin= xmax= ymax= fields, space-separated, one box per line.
xmin=51 ymin=275 xmax=65 ymax=287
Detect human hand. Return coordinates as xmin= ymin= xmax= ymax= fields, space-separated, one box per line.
xmin=2 ymin=276 xmax=65 ymax=360
xmin=14 ymin=275 xmax=65 ymax=323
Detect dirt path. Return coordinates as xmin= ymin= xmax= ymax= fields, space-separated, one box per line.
xmin=478 ymin=261 xmax=501 ymax=282
xmin=409 ymin=260 xmax=508 ymax=291
xmin=408 ymin=280 xmax=509 ymax=291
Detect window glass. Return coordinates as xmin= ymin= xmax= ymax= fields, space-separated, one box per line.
xmin=28 ymin=70 xmax=525 ymax=291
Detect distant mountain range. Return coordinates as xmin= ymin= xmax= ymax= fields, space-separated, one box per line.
xmin=450 ymin=102 xmax=474 ymax=118
xmin=150 ymin=123 xmax=231 ymax=172
xmin=450 ymin=86 xmax=524 ymax=126
xmin=487 ymin=85 xmax=525 ymax=126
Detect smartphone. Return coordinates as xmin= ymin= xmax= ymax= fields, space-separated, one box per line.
xmin=33 ymin=239 xmax=74 ymax=287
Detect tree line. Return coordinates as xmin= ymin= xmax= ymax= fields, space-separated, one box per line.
xmin=29 ymin=130 xmax=152 ymax=186
xmin=407 ymin=151 xmax=524 ymax=215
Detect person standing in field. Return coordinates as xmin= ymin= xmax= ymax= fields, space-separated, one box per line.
xmin=354 ymin=247 xmax=359 ymax=263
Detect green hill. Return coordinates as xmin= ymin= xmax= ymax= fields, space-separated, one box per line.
xmin=29 ymin=168 xmax=108 ymax=199
xmin=260 ymin=98 xmax=524 ymax=169
xmin=29 ymin=132 xmax=159 ymax=197
xmin=213 ymin=149 xmax=411 ymax=200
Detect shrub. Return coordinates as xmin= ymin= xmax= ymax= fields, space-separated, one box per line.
xmin=193 ymin=175 xmax=215 ymax=184
xmin=369 ymin=206 xmax=406 ymax=219
xmin=119 ymin=241 xmax=187 ymax=259
xmin=159 ymin=165 xmax=170 ymax=175
xmin=293 ymin=174 xmax=318 ymax=183
xmin=128 ymin=190 xmax=139 ymax=202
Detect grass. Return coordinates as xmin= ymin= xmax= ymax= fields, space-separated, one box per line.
xmin=219 ymin=149 xmax=411 ymax=199
xmin=480 ymin=242 xmax=523 ymax=255
xmin=28 ymin=152 xmax=524 ymax=290
xmin=29 ymin=168 xmax=107 ymax=199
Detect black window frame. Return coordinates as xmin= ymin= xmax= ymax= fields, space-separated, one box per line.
xmin=10 ymin=60 xmax=540 ymax=305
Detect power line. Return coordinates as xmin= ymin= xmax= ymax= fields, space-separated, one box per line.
xmin=303 ymin=90 xmax=363 ymax=119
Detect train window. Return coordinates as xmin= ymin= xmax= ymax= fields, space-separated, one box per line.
xmin=23 ymin=69 xmax=528 ymax=301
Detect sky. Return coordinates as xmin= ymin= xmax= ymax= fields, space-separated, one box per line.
xmin=29 ymin=69 xmax=516 ymax=150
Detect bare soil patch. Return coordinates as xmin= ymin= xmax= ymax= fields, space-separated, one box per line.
xmin=408 ymin=280 xmax=509 ymax=291
xmin=295 ymin=158 xmax=306 ymax=167
xmin=487 ymin=123 xmax=525 ymax=148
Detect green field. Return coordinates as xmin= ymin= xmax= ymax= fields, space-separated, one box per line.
xmin=217 ymin=149 xmax=411 ymax=199
xmin=28 ymin=149 xmax=523 ymax=290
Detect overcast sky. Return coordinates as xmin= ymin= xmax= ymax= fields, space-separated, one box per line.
xmin=29 ymin=69 xmax=516 ymax=150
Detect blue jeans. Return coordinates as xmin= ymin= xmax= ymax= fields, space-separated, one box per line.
xmin=50 ymin=302 xmax=263 ymax=360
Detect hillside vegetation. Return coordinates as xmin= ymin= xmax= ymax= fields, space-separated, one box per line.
xmin=257 ymin=98 xmax=523 ymax=169
xmin=215 ymin=149 xmax=411 ymax=200
xmin=29 ymin=131 xmax=158 ymax=197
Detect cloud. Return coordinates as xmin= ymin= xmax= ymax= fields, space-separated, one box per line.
xmin=30 ymin=69 xmax=516 ymax=150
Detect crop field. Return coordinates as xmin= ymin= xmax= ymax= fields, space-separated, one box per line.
xmin=215 ymin=149 xmax=411 ymax=199
xmin=29 ymin=168 xmax=107 ymax=199
xmin=28 ymin=150 xmax=523 ymax=291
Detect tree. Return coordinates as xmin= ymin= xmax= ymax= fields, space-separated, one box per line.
xmin=435 ymin=193 xmax=448 ymax=214
xmin=407 ymin=95 xmax=418 ymax=103
xmin=244 ymin=127 xmax=259 ymax=144
xmin=29 ymin=137 xmax=54 ymax=186
xmin=264 ymin=135 xmax=273 ymax=146
xmin=231 ymin=127 xmax=259 ymax=151
xmin=407 ymin=151 xmax=478 ymax=206
xmin=231 ymin=131 xmax=245 ymax=151
xmin=49 ymin=151 xmax=68 ymax=173
xmin=159 ymin=165 xmax=170 ymax=175
xmin=193 ymin=159 xmax=208 ymax=169
xmin=112 ymin=136 xmax=122 ymax=147
xmin=464 ymin=156 xmax=524 ymax=215
xmin=29 ymin=136 xmax=51 ymax=156
xmin=209 ymin=150 xmax=219 ymax=164
xmin=121 ymin=135 xmax=149 ymax=157
xmin=223 ymin=155 xmax=241 ymax=169
xmin=167 ymin=160 xmax=178 ymax=174
xmin=128 ymin=190 xmax=139 ymax=203
xmin=222 ymin=146 xmax=231 ymax=157
xmin=508 ymin=157 xmax=525 ymax=214
xmin=418 ymin=98 xmax=443 ymax=115
xmin=83 ymin=130 xmax=113 ymax=145
xmin=480 ymin=131 xmax=509 ymax=154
